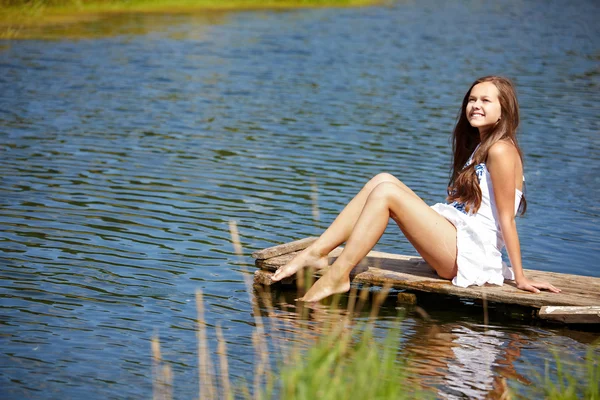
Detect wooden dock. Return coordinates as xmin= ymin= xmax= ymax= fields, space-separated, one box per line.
xmin=252 ymin=237 xmax=600 ymax=324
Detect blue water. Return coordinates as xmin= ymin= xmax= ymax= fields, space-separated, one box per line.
xmin=1 ymin=0 xmax=599 ymax=398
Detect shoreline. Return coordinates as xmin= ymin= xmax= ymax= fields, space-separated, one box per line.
xmin=0 ymin=0 xmax=387 ymax=39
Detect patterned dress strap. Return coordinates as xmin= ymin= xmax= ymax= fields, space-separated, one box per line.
xmin=465 ymin=143 xmax=481 ymax=167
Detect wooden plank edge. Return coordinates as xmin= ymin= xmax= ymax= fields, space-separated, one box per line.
xmin=252 ymin=237 xmax=317 ymax=260
xmin=538 ymin=306 xmax=600 ymax=324
xmin=253 ymin=269 xmax=274 ymax=286
xmin=253 ymin=268 xmax=595 ymax=310
xmin=253 ymin=269 xmax=295 ymax=286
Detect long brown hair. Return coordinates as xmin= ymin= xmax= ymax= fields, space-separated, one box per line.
xmin=447 ymin=76 xmax=527 ymax=214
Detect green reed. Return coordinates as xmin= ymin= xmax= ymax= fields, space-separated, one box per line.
xmin=275 ymin=322 xmax=419 ymax=400
xmin=150 ymin=286 xmax=600 ymax=400
xmin=150 ymin=285 xmax=426 ymax=400
xmin=518 ymin=343 xmax=600 ymax=400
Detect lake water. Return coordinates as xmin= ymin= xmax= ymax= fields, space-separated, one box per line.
xmin=1 ymin=0 xmax=599 ymax=398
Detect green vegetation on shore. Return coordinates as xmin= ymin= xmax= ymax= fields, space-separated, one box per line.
xmin=274 ymin=323 xmax=423 ymax=400
xmin=0 ymin=0 xmax=385 ymax=39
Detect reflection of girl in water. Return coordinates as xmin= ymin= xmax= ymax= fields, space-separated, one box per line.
xmin=272 ymin=76 xmax=560 ymax=301
xmin=403 ymin=323 xmax=528 ymax=399
xmin=440 ymin=326 xmax=510 ymax=399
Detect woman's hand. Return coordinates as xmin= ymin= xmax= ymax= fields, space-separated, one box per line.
xmin=515 ymin=277 xmax=561 ymax=294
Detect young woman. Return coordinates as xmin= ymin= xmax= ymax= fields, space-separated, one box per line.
xmin=271 ymin=76 xmax=560 ymax=302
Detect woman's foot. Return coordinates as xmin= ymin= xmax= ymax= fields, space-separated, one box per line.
xmin=297 ymin=269 xmax=350 ymax=302
xmin=271 ymin=246 xmax=329 ymax=282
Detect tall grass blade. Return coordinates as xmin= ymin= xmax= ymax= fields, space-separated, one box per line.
xmin=215 ymin=324 xmax=232 ymax=400
xmin=151 ymin=336 xmax=172 ymax=400
xmin=196 ymin=289 xmax=216 ymax=400
xmin=311 ymin=176 xmax=320 ymax=228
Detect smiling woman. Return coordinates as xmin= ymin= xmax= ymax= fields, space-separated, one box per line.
xmin=272 ymin=76 xmax=560 ymax=302
xmin=466 ymin=82 xmax=503 ymax=131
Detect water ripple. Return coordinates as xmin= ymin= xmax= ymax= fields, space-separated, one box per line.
xmin=1 ymin=0 xmax=599 ymax=398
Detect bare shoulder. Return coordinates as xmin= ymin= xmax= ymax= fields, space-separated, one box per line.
xmin=487 ymin=141 xmax=523 ymax=190
xmin=487 ymin=140 xmax=519 ymax=164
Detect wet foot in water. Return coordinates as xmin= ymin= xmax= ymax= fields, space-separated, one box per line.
xmin=271 ymin=246 xmax=329 ymax=282
xmin=297 ymin=268 xmax=350 ymax=302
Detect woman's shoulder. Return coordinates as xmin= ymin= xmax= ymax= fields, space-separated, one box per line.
xmin=486 ymin=140 xmax=523 ymax=181
xmin=487 ymin=140 xmax=519 ymax=162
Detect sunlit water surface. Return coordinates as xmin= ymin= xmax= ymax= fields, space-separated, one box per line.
xmin=1 ymin=0 xmax=599 ymax=398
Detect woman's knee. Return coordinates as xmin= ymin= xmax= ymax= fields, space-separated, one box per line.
xmin=368 ymin=172 xmax=399 ymax=189
xmin=370 ymin=181 xmax=405 ymax=201
xmin=369 ymin=182 xmax=413 ymax=220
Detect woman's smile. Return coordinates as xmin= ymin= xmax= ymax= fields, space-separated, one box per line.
xmin=466 ymin=82 xmax=502 ymax=132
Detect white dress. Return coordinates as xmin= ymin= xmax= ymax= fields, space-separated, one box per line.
xmin=431 ymin=150 xmax=522 ymax=287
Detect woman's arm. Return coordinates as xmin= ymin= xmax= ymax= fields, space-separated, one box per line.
xmin=487 ymin=142 xmax=560 ymax=294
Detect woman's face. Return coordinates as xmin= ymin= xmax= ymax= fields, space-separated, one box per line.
xmin=466 ymin=82 xmax=502 ymax=134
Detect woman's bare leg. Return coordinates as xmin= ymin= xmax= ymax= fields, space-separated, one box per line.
xmin=299 ymin=182 xmax=458 ymax=302
xmin=272 ymin=173 xmax=420 ymax=282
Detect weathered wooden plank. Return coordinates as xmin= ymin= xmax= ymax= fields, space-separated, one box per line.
xmin=252 ymin=237 xmax=317 ymax=260
xmin=254 ymin=245 xmax=600 ymax=310
xmin=538 ymin=306 xmax=600 ymax=324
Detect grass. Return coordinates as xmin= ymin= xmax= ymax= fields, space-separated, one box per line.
xmin=521 ymin=344 xmax=600 ymax=400
xmin=276 ymin=321 xmax=417 ymax=400
xmin=151 ymin=285 xmax=429 ymax=400
xmin=0 ymin=0 xmax=386 ymax=39
xmin=151 ymin=286 xmax=600 ymax=400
